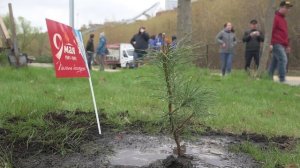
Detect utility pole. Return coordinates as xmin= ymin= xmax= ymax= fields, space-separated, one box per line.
xmin=69 ymin=0 xmax=75 ymax=28
xmin=8 ymin=3 xmax=19 ymax=66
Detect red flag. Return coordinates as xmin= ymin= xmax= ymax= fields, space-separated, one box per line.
xmin=46 ymin=19 xmax=89 ymax=78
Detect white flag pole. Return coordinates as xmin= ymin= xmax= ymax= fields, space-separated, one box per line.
xmin=75 ymin=30 xmax=102 ymax=134
xmin=88 ymin=77 xmax=102 ymax=134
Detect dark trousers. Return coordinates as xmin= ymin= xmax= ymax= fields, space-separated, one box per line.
xmin=86 ymin=52 xmax=93 ymax=70
xmin=245 ymin=50 xmax=260 ymax=70
xmin=135 ymin=50 xmax=147 ymax=59
xmin=133 ymin=50 xmax=147 ymax=67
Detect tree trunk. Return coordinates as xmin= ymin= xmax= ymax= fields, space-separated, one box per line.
xmin=173 ymin=131 xmax=182 ymax=156
xmin=8 ymin=3 xmax=20 ymax=66
xmin=256 ymin=0 xmax=276 ymax=77
xmin=177 ymin=0 xmax=192 ymax=46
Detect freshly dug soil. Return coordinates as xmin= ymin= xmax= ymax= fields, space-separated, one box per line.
xmin=14 ymin=132 xmax=260 ymax=168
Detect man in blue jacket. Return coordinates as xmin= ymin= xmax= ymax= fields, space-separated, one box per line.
xmin=96 ymin=32 xmax=107 ymax=71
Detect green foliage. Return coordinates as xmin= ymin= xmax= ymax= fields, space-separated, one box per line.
xmin=150 ymin=45 xmax=213 ymax=155
xmin=1 ymin=14 xmax=49 ymax=59
xmin=0 ymin=51 xmax=9 ymax=66
xmin=35 ymin=55 xmax=53 ymax=63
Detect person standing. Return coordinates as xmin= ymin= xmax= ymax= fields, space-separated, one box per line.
xmin=85 ymin=34 xmax=95 ymax=70
xmin=96 ymin=32 xmax=107 ymax=71
xmin=130 ymin=27 xmax=150 ymax=67
xmin=149 ymin=35 xmax=156 ymax=50
xmin=242 ymin=19 xmax=264 ymax=71
xmin=216 ymin=22 xmax=237 ymax=76
xmin=269 ymin=1 xmax=293 ymax=82
xmin=170 ymin=35 xmax=177 ymax=49
xmin=155 ymin=33 xmax=163 ymax=51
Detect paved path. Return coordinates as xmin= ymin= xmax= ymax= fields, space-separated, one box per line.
xmin=28 ymin=63 xmax=120 ymax=72
xmin=27 ymin=64 xmax=300 ymax=86
xmin=28 ymin=63 xmax=53 ymax=68
xmin=274 ymin=76 xmax=300 ymax=86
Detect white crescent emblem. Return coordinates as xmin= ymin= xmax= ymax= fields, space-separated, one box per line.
xmin=53 ymin=33 xmax=63 ymax=60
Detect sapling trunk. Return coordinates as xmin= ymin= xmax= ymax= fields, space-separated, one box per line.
xmin=161 ymin=45 xmax=182 ymax=156
xmin=153 ymin=44 xmax=211 ymax=157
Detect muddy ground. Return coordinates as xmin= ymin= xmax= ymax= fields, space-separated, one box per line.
xmin=14 ymin=130 xmax=260 ymax=168
xmin=1 ymin=112 xmax=297 ymax=168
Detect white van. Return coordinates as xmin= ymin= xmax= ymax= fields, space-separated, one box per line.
xmin=105 ymin=43 xmax=134 ymax=68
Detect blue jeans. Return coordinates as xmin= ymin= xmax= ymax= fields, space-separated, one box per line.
xmin=220 ymin=53 xmax=233 ymax=76
xmin=268 ymin=44 xmax=287 ymax=82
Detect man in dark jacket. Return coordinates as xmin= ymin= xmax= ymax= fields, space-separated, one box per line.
xmin=85 ymin=34 xmax=95 ymax=70
xmin=130 ymin=26 xmax=149 ymax=67
xmin=269 ymin=1 xmax=292 ymax=82
xmin=242 ymin=19 xmax=264 ymax=71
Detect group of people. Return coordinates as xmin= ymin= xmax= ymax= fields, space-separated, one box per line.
xmin=130 ymin=26 xmax=177 ymax=67
xmin=85 ymin=32 xmax=107 ymax=71
xmin=85 ymin=26 xmax=177 ymax=70
xmin=216 ymin=20 xmax=264 ymax=76
xmin=86 ymin=1 xmax=292 ymax=82
xmin=216 ymin=1 xmax=293 ymax=82
xmin=148 ymin=33 xmax=177 ymax=51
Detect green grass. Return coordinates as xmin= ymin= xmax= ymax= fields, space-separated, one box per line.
xmin=231 ymin=142 xmax=300 ymax=168
xmin=0 ymin=66 xmax=163 ymax=125
xmin=0 ymin=65 xmax=300 ymax=167
xmin=201 ymin=73 xmax=300 ymax=137
xmin=0 ymin=52 xmax=10 ymax=66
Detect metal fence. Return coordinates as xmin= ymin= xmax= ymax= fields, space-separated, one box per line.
xmin=196 ymin=38 xmax=300 ymax=70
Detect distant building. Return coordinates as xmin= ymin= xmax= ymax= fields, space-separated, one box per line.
xmin=165 ymin=0 xmax=177 ymax=10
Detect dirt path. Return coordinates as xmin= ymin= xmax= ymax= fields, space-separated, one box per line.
xmin=16 ymin=133 xmax=259 ymax=168
xmin=28 ymin=63 xmax=121 ymax=72
xmin=28 ymin=63 xmax=53 ymax=68
xmin=28 ymin=63 xmax=300 ymax=84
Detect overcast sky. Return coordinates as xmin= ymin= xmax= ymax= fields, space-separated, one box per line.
xmin=0 ymin=0 xmax=165 ymax=31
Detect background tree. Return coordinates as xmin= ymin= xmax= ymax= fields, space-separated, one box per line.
xmin=257 ymin=0 xmax=276 ymax=77
xmin=177 ymin=0 xmax=192 ymax=45
xmin=17 ymin=16 xmax=39 ymax=52
xmin=1 ymin=14 xmax=48 ymax=60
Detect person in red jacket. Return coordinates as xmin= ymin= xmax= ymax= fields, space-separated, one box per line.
xmin=268 ymin=1 xmax=293 ymax=82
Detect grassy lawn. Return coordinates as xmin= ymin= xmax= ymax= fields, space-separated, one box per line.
xmin=0 ymin=65 xmax=299 ymax=167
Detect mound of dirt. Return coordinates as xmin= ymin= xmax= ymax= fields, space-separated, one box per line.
xmin=147 ymin=155 xmax=193 ymax=168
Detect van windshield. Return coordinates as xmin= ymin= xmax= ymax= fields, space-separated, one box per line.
xmin=126 ymin=50 xmax=134 ymax=57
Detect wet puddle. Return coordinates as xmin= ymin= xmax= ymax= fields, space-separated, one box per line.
xmin=109 ymin=135 xmax=258 ymax=167
xmin=15 ymin=134 xmax=259 ymax=168
xmin=110 ymin=147 xmax=170 ymax=166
